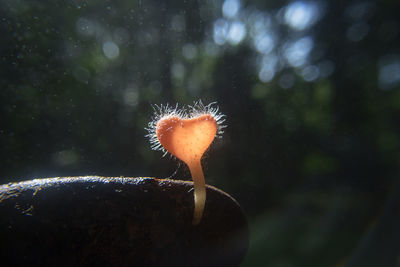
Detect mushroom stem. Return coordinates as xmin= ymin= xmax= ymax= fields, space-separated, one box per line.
xmin=189 ymin=160 xmax=206 ymax=225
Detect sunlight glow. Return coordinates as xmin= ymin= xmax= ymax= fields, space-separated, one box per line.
xmin=284 ymin=1 xmax=319 ymax=31
xmin=259 ymin=54 xmax=278 ymax=82
xmin=102 ymin=41 xmax=119 ymax=59
xmin=213 ymin=19 xmax=246 ymax=45
xmin=213 ymin=18 xmax=229 ymax=45
xmin=379 ymin=55 xmax=400 ymax=90
xmin=223 ymin=0 xmax=240 ymax=19
xmin=227 ymin=21 xmax=246 ymax=45
xmin=254 ymin=33 xmax=275 ymax=54
xmin=301 ymin=65 xmax=320 ymax=81
xmin=284 ymin=37 xmax=314 ymax=67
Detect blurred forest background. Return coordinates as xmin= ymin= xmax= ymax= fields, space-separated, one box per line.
xmin=1 ymin=0 xmax=400 ymax=265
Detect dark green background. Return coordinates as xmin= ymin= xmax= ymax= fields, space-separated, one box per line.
xmin=1 ymin=0 xmax=400 ymax=265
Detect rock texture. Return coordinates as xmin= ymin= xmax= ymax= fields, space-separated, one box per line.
xmin=0 ymin=176 xmax=248 ymax=267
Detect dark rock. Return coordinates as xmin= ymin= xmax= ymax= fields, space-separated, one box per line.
xmin=0 ymin=176 xmax=248 ymax=267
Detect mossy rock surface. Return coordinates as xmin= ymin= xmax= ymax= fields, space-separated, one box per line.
xmin=0 ymin=176 xmax=248 ymax=267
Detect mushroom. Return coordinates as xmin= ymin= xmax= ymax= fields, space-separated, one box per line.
xmin=147 ymin=101 xmax=225 ymax=225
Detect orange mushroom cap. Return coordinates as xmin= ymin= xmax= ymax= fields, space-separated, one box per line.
xmin=155 ymin=114 xmax=217 ymax=165
xmin=146 ymin=101 xmax=225 ymax=225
